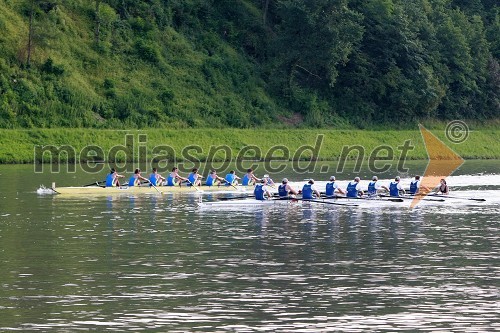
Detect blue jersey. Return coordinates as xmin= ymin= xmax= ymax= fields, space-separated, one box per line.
xmin=105 ymin=173 xmax=115 ymax=187
xmin=149 ymin=173 xmax=158 ymax=186
xmin=278 ymin=184 xmax=289 ymax=197
xmin=254 ymin=184 xmax=266 ymax=200
xmin=302 ymin=184 xmax=314 ymax=199
xmin=166 ymin=172 xmax=176 ymax=186
xmin=187 ymin=173 xmax=197 ymax=186
xmin=206 ymin=175 xmax=216 ymax=186
xmin=225 ymin=173 xmax=235 ymax=186
xmin=242 ymin=173 xmax=252 ymax=186
xmin=389 ymin=181 xmax=400 ymax=197
xmin=346 ymin=182 xmax=359 ymax=198
xmin=325 ymin=182 xmax=338 ymax=196
xmin=367 ymin=181 xmax=377 ymax=195
xmin=128 ymin=175 xmax=138 ymax=186
xmin=409 ymin=180 xmax=419 ymax=194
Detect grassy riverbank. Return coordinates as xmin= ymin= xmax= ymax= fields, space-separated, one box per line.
xmin=1 ymin=128 xmax=499 ymax=164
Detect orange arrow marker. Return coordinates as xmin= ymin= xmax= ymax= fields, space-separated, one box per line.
xmin=411 ymin=125 xmax=464 ymax=208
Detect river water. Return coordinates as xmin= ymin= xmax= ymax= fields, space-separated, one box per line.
xmin=0 ymin=161 xmax=498 ymax=332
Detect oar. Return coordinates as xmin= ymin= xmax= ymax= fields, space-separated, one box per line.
xmin=218 ymin=195 xmax=253 ymax=201
xmin=223 ymin=179 xmax=240 ymax=191
xmin=148 ymin=180 xmax=162 ymax=194
xmin=82 ymin=180 xmax=105 ymax=187
xmin=383 ymin=194 xmax=445 ymax=202
xmin=186 ymin=180 xmax=202 ymax=192
xmin=295 ymin=198 xmax=359 ymax=207
xmin=323 ymin=195 xmax=404 ymax=203
xmin=427 ymin=194 xmax=486 ymax=202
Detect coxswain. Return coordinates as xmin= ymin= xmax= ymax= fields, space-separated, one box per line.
xmin=241 ymin=168 xmax=260 ymax=186
xmin=254 ymin=179 xmax=272 ymax=200
xmin=367 ymin=176 xmax=389 ymax=196
xmin=278 ymin=178 xmax=299 ymax=198
xmin=389 ymin=176 xmax=405 ymax=197
xmin=435 ymin=178 xmax=449 ymax=195
xmin=187 ymin=168 xmax=203 ymax=186
xmin=325 ymin=176 xmax=346 ymax=197
xmin=302 ymin=179 xmax=321 ymax=199
xmin=149 ymin=168 xmax=165 ymax=186
xmin=105 ymin=168 xmax=124 ymax=187
xmin=346 ymin=177 xmax=363 ymax=198
xmin=166 ymin=167 xmax=188 ymax=186
xmin=205 ymin=170 xmax=225 ymax=187
xmin=129 ymin=168 xmax=149 ymax=186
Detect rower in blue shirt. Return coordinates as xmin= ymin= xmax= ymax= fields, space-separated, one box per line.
xmin=187 ymin=168 xmax=203 ymax=186
xmin=389 ymin=176 xmax=405 ymax=197
xmin=367 ymin=176 xmax=389 ymax=196
xmin=409 ymin=175 xmax=428 ymax=195
xmin=149 ymin=168 xmax=165 ymax=186
xmin=325 ymin=176 xmax=345 ymax=197
xmin=105 ymin=168 xmax=124 ymax=187
xmin=278 ymin=178 xmax=299 ymax=198
xmin=302 ymin=179 xmax=321 ymax=200
xmin=346 ymin=177 xmax=363 ymax=198
xmin=254 ymin=179 xmax=272 ymax=200
xmin=129 ymin=168 xmax=149 ymax=186
xmin=262 ymin=174 xmax=275 ymax=187
xmin=224 ymin=170 xmax=241 ymax=186
xmin=205 ymin=170 xmax=225 ymax=186
xmin=166 ymin=167 xmax=188 ymax=186
xmin=241 ymin=168 xmax=260 ymax=186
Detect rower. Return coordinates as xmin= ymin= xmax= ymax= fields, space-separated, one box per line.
xmin=105 ymin=168 xmax=124 ymax=187
xmin=367 ymin=176 xmax=389 ymax=196
xmin=254 ymin=179 xmax=272 ymax=200
xmin=262 ymin=174 xmax=275 ymax=187
xmin=166 ymin=167 xmax=188 ymax=186
xmin=389 ymin=176 xmax=405 ymax=197
xmin=187 ymin=168 xmax=203 ymax=186
xmin=205 ymin=169 xmax=225 ymax=187
xmin=302 ymin=179 xmax=321 ymax=199
xmin=224 ymin=170 xmax=241 ymax=186
xmin=149 ymin=168 xmax=165 ymax=186
xmin=278 ymin=178 xmax=298 ymax=198
xmin=346 ymin=177 xmax=363 ymax=198
xmin=325 ymin=176 xmax=345 ymax=197
xmin=409 ymin=175 xmax=428 ymax=195
xmin=241 ymin=168 xmax=260 ymax=186
xmin=129 ymin=168 xmax=149 ymax=186
xmin=434 ymin=178 xmax=449 ymax=195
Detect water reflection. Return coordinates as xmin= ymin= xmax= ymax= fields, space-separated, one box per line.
xmin=0 ymin=169 xmax=499 ymax=331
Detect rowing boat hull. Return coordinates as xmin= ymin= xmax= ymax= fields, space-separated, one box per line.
xmin=53 ymin=185 xmax=254 ymax=195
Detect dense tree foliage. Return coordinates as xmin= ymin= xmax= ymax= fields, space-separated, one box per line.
xmin=0 ymin=0 xmax=498 ymax=128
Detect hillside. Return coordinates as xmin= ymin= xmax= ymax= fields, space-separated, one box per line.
xmin=0 ymin=0 xmax=498 ymax=129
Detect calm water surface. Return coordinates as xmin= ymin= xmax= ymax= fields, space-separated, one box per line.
xmin=0 ymin=162 xmax=498 ymax=332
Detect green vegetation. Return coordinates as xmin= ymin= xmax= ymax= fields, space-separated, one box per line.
xmin=1 ymin=128 xmax=499 ymax=164
xmin=0 ymin=0 xmax=498 ymax=129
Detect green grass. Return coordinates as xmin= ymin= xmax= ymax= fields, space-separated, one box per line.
xmin=1 ymin=128 xmax=498 ymax=164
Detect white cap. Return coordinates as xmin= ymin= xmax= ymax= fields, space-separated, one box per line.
xmin=263 ymin=174 xmax=269 ymax=178
xmin=309 ymin=179 xmax=315 ymax=184
xmin=395 ymin=176 xmax=401 ymax=181
xmin=372 ymin=176 xmax=378 ymax=181
xmin=282 ymin=178 xmax=288 ymax=183
xmin=329 ymin=176 xmax=336 ymax=181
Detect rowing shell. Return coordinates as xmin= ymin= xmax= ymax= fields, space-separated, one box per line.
xmin=51 ymin=184 xmax=255 ymax=195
